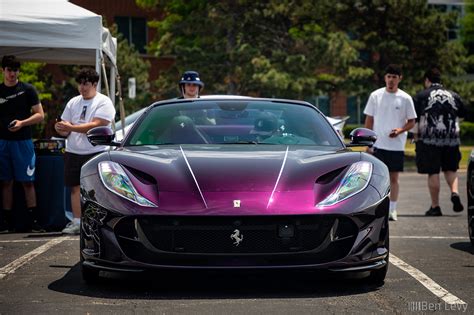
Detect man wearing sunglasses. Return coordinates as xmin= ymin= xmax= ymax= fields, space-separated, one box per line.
xmin=0 ymin=55 xmax=44 ymax=233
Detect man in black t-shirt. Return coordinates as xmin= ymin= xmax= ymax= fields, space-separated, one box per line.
xmin=413 ymin=67 xmax=465 ymax=217
xmin=0 ymin=55 xmax=44 ymax=232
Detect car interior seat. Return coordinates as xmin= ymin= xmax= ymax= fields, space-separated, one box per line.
xmin=159 ymin=115 xmax=209 ymax=144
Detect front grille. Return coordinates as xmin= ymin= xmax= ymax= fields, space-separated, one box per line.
xmin=115 ymin=215 xmax=357 ymax=256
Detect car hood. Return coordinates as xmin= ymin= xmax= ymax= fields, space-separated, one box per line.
xmin=110 ymin=145 xmax=360 ymax=192
xmin=101 ymin=145 xmax=369 ymax=214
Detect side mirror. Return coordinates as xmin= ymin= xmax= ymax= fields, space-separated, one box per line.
xmin=347 ymin=128 xmax=377 ymax=147
xmin=87 ymin=126 xmax=118 ymax=146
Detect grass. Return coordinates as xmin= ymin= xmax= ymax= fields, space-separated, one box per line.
xmin=349 ymin=141 xmax=472 ymax=171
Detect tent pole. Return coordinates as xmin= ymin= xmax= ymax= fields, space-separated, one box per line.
xmin=96 ymin=49 xmax=101 ymax=91
xmin=110 ymin=66 xmax=116 ymax=106
xmin=101 ymin=60 xmax=110 ymax=98
xmin=116 ymin=73 xmax=126 ymax=136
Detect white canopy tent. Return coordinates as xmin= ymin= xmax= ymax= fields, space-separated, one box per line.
xmin=0 ymin=0 xmax=118 ymax=103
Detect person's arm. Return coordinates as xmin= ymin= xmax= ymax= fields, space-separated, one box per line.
xmin=365 ymin=115 xmax=374 ymax=130
xmin=55 ymin=117 xmax=111 ymax=134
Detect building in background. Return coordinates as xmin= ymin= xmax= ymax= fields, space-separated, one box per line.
xmin=70 ymin=0 xmax=171 ymax=80
xmin=428 ymin=0 xmax=466 ymax=40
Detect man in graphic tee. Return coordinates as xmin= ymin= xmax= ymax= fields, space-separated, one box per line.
xmin=413 ymin=67 xmax=465 ymax=216
xmin=55 ymin=68 xmax=115 ymax=234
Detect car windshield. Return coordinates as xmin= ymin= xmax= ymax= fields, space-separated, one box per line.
xmin=125 ymin=100 xmax=343 ymax=147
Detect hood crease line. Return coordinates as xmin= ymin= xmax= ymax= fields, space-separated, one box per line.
xmin=180 ymin=146 xmax=208 ymax=209
xmin=267 ymin=146 xmax=289 ymax=208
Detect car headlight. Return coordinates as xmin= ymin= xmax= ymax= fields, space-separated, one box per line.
xmin=98 ymin=161 xmax=157 ymax=207
xmin=317 ymin=161 xmax=372 ymax=207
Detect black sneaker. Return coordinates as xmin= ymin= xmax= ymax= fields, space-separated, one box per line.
xmin=425 ymin=206 xmax=442 ymax=216
xmin=451 ymin=193 xmax=464 ymax=212
xmin=29 ymin=220 xmax=46 ymax=233
xmin=26 ymin=208 xmax=45 ymax=233
xmin=0 ymin=220 xmax=9 ymax=233
xmin=0 ymin=209 xmax=12 ymax=233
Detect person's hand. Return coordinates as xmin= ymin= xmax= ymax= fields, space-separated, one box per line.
xmin=389 ymin=128 xmax=402 ymax=138
xmin=55 ymin=120 xmax=72 ymax=137
xmin=55 ymin=120 xmax=73 ymax=132
xmin=7 ymin=120 xmax=22 ymax=132
xmin=366 ymin=147 xmax=374 ymax=154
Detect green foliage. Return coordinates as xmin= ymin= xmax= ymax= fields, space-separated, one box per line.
xmin=461 ymin=0 xmax=474 ymax=55
xmin=138 ymin=0 xmax=471 ymax=108
xmin=460 ymin=121 xmax=474 ymax=144
xmin=18 ymin=63 xmax=52 ymax=102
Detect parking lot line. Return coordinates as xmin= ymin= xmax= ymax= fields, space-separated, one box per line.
xmin=0 ymin=236 xmax=70 ymax=280
xmin=0 ymin=236 xmax=78 ymax=243
xmin=390 ymin=253 xmax=466 ymax=305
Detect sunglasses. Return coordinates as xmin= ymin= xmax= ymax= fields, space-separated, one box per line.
xmin=5 ymin=67 xmax=19 ymax=72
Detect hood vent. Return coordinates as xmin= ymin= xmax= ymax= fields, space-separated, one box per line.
xmin=315 ymin=166 xmax=347 ymax=185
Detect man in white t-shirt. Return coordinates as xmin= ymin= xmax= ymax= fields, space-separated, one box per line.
xmin=364 ymin=64 xmax=417 ymax=221
xmin=54 ymin=68 xmax=115 ymax=234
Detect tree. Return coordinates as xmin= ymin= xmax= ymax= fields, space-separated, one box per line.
xmin=137 ymin=0 xmax=371 ymax=100
xmin=138 ymin=0 xmax=471 ymax=118
xmin=461 ymin=0 xmax=474 ymax=55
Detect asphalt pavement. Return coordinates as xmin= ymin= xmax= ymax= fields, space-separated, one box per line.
xmin=0 ymin=171 xmax=472 ymax=314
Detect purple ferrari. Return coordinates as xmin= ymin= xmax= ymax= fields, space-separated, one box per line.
xmin=80 ymin=97 xmax=390 ymax=284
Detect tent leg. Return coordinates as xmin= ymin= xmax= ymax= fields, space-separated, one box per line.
xmin=96 ymin=49 xmax=101 ymax=91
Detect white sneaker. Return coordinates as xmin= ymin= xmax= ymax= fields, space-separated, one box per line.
xmin=62 ymin=221 xmax=80 ymax=235
xmin=389 ymin=210 xmax=398 ymax=221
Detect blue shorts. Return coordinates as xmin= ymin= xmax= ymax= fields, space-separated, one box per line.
xmin=0 ymin=139 xmax=36 ymax=182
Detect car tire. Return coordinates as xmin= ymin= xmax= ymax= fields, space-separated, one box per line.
xmin=468 ymin=207 xmax=474 ymax=246
xmin=367 ymin=219 xmax=389 ymax=285
xmin=468 ymin=167 xmax=474 ymax=246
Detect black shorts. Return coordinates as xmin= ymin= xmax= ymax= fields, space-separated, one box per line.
xmin=415 ymin=142 xmax=461 ymax=175
xmin=373 ymin=148 xmax=404 ymax=172
xmin=64 ymin=152 xmax=98 ymax=187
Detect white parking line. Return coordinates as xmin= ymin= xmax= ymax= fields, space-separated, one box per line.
xmin=0 ymin=236 xmax=71 ymax=280
xmin=391 ymin=236 xmax=467 ymax=240
xmin=390 ymin=253 xmax=466 ymax=305
xmin=0 ymin=236 xmax=78 ymax=243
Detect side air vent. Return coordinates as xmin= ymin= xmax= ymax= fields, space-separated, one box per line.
xmin=315 ymin=166 xmax=347 ymax=184
xmin=123 ymin=165 xmax=157 ymax=185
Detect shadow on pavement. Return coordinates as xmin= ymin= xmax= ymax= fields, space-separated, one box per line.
xmin=450 ymin=242 xmax=474 ymax=256
xmin=48 ymin=263 xmax=384 ymax=299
